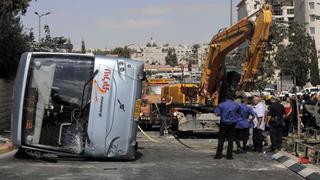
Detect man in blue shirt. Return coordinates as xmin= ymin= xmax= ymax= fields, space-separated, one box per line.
xmin=235 ymin=96 xmax=257 ymax=154
xmin=214 ymin=94 xmax=241 ymax=160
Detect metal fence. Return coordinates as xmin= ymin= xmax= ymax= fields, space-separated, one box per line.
xmin=0 ymin=79 xmax=14 ymax=132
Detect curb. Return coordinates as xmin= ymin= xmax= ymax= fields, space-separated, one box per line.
xmin=272 ymin=152 xmax=320 ymax=180
xmin=0 ymin=143 xmax=15 ymax=155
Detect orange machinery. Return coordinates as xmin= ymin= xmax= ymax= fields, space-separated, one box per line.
xmin=161 ymin=4 xmax=272 ymax=133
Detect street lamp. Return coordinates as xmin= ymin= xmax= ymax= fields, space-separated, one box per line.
xmin=34 ymin=11 xmax=51 ymax=42
xmin=230 ymin=0 xmax=233 ymax=26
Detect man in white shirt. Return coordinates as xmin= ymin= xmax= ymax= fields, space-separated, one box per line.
xmin=252 ymin=95 xmax=266 ymax=152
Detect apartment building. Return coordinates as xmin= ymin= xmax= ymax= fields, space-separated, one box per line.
xmin=237 ymin=0 xmax=295 ymax=21
xmin=295 ymin=0 xmax=320 ymax=67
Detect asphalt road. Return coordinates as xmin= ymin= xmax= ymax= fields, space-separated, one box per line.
xmin=0 ymin=132 xmax=303 ymax=180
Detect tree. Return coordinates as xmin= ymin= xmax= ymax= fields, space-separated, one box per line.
xmin=192 ymin=44 xmax=200 ymax=54
xmin=0 ymin=0 xmax=32 ymax=79
xmin=310 ymin=39 xmax=320 ymax=86
xmin=81 ymin=39 xmax=86 ymax=54
xmin=112 ymin=46 xmax=131 ymax=58
xmin=33 ymin=25 xmax=72 ymax=52
xmin=253 ymin=21 xmax=287 ymax=89
xmin=26 ymin=29 xmax=37 ymax=50
xmin=92 ymin=49 xmax=111 ymax=56
xmin=275 ymin=21 xmax=313 ymax=88
xmin=0 ymin=0 xmax=31 ymax=14
xmin=165 ymin=48 xmax=178 ymax=67
xmin=66 ymin=38 xmax=73 ymax=53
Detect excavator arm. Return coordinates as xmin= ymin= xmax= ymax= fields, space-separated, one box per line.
xmin=239 ymin=5 xmax=272 ymax=89
xmin=199 ymin=4 xmax=272 ymax=105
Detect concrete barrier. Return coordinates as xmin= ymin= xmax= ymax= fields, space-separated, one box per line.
xmin=0 ymin=79 xmax=14 ymax=132
xmin=272 ymin=151 xmax=320 ymax=180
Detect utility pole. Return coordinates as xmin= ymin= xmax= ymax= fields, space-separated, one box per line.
xmin=230 ymin=0 xmax=233 ymax=26
xmin=293 ymin=77 xmax=301 ymax=139
xmin=34 ymin=11 xmax=51 ymax=43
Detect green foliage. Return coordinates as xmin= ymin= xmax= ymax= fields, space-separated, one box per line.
xmin=255 ymin=55 xmax=276 ymax=90
xmin=226 ymin=48 xmax=243 ymax=67
xmin=191 ymin=44 xmax=200 ymax=61
xmin=0 ymin=0 xmax=32 ymax=15
xmin=66 ymin=38 xmax=73 ymax=53
xmin=92 ymin=49 xmax=110 ymax=56
xmin=310 ymin=39 xmax=320 ymax=86
xmin=32 ymin=25 xmax=73 ymax=52
xmin=165 ymin=48 xmax=178 ymax=67
xmin=81 ymin=39 xmax=86 ymax=54
xmin=0 ymin=0 xmax=32 ymax=79
xmin=112 ymin=46 xmax=131 ymax=58
xmin=192 ymin=44 xmax=200 ymax=53
xmin=274 ymin=21 xmax=314 ymax=87
xmin=254 ymin=21 xmax=286 ymax=89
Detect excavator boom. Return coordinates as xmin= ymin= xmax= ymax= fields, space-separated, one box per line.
xmin=239 ymin=5 xmax=272 ymax=88
xmin=199 ymin=4 xmax=272 ymax=104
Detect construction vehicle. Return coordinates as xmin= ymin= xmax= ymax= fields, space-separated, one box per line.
xmin=162 ymin=4 xmax=272 ymax=133
xmin=139 ymin=78 xmax=175 ymax=129
xmin=12 ymin=52 xmax=144 ymax=160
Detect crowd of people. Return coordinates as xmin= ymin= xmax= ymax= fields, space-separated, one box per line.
xmin=214 ymin=92 xmax=320 ymax=160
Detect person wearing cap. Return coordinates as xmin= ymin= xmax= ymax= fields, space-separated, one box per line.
xmin=214 ymin=93 xmax=241 ymax=160
xmin=235 ymin=96 xmax=257 ymax=154
xmin=268 ymin=96 xmax=285 ymax=152
xmin=252 ymin=94 xmax=266 ymax=152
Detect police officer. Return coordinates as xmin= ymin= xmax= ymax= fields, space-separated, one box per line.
xmin=268 ymin=96 xmax=285 ymax=152
xmin=235 ymin=96 xmax=257 ymax=153
xmin=214 ymin=94 xmax=240 ymax=159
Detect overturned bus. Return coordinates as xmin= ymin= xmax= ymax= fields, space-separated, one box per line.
xmin=11 ymin=52 xmax=144 ymax=160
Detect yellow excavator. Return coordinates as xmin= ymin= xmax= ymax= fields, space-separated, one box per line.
xmin=161 ymin=4 xmax=272 ymax=133
xmin=199 ymin=3 xmax=272 ymax=106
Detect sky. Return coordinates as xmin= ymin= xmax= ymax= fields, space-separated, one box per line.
xmin=21 ymin=0 xmax=241 ymax=49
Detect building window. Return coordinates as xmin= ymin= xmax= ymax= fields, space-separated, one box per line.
xmin=283 ymin=0 xmax=294 ymax=6
xmin=287 ymin=9 xmax=294 ymax=15
xmin=310 ymin=15 xmax=315 ymax=22
xmin=309 ymin=2 xmax=315 ymax=10
xmin=310 ymin=27 xmax=315 ymax=35
xmin=288 ymin=17 xmax=294 ymax=22
xmin=273 ymin=4 xmax=282 ymax=15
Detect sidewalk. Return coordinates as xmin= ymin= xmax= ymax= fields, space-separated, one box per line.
xmin=0 ymin=132 xmax=14 ymax=155
xmin=0 ymin=142 xmax=14 ymax=154
xmin=272 ymin=151 xmax=320 ymax=180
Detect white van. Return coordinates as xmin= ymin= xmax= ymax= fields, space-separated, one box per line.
xmin=297 ymin=87 xmax=320 ymax=96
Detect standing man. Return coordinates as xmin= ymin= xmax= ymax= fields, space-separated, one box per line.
xmin=268 ymin=96 xmax=285 ymax=152
xmin=252 ymin=95 xmax=266 ymax=152
xmin=303 ymin=93 xmax=318 ymax=129
xmin=283 ymin=96 xmax=293 ymax=137
xmin=214 ymin=94 xmax=240 ymax=160
xmin=158 ymin=97 xmax=172 ymax=137
xmin=235 ymin=96 xmax=257 ymax=153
